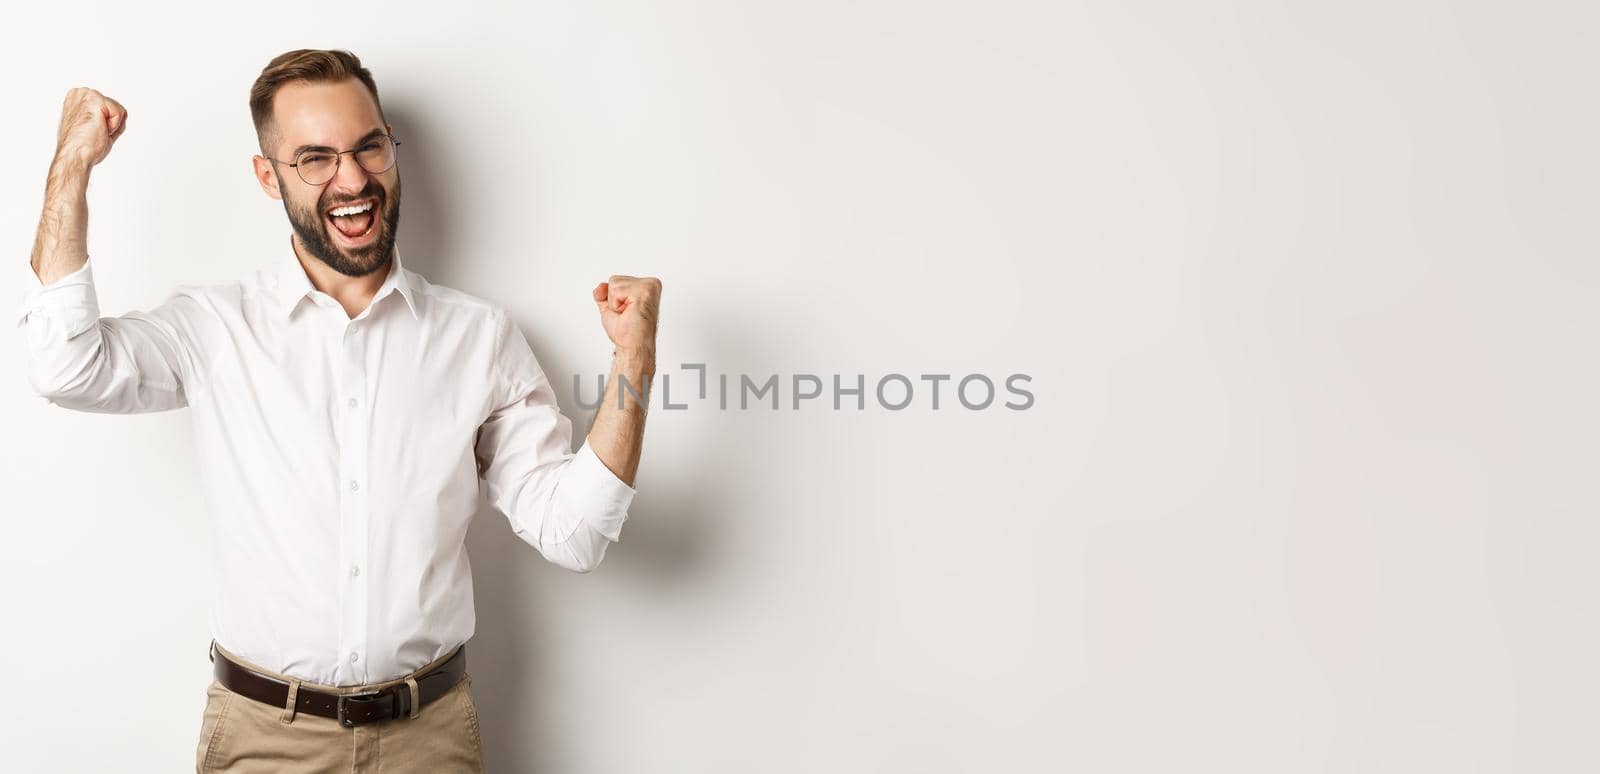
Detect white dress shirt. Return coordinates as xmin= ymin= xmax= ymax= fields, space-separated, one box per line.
xmin=15 ymin=240 xmax=636 ymax=686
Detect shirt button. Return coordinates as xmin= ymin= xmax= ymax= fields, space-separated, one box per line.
xmin=350 ymin=564 xmax=360 ymax=577
xmin=349 ymin=480 xmax=360 ymax=492
xmin=350 ymin=651 xmax=359 ymax=663
xmin=347 ymin=397 xmax=358 ymax=408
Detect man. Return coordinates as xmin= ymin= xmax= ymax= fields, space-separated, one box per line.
xmin=17 ymin=49 xmax=660 ymax=772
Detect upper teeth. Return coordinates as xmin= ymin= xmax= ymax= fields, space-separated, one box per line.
xmin=330 ymin=202 xmax=373 ymax=217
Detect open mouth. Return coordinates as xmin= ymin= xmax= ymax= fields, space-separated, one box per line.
xmin=325 ymin=197 xmax=379 ymax=245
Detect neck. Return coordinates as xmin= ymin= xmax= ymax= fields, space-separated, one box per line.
xmin=290 ymin=234 xmax=390 ymax=319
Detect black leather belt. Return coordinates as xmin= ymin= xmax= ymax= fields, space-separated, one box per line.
xmin=209 ymin=640 xmax=467 ymax=727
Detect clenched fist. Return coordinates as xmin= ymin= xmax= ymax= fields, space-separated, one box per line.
xmin=592 ymin=275 xmax=662 ymax=352
xmin=55 ymin=87 xmax=127 ymax=169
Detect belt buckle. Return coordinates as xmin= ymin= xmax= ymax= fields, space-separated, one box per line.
xmin=337 ymin=689 xmax=387 ymax=728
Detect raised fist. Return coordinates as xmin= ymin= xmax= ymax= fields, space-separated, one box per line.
xmin=593 ymin=275 xmax=662 ymax=352
xmin=55 ymin=87 xmax=127 ymax=169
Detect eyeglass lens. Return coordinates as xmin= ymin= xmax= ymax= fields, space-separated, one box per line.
xmin=294 ymin=135 xmax=397 ymax=185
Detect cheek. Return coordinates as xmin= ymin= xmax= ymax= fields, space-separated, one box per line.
xmin=294 ymin=194 xmax=325 ymax=221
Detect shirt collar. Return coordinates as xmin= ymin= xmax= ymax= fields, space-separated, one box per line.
xmin=274 ymin=236 xmax=420 ymax=321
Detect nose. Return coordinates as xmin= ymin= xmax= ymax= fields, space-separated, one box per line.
xmin=328 ymin=151 xmax=371 ymax=195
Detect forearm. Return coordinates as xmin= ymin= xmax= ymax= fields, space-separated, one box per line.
xmin=586 ymin=346 xmax=655 ymax=487
xmin=30 ymin=156 xmax=91 ymax=284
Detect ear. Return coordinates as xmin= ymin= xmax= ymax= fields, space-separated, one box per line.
xmin=253 ymin=155 xmax=283 ymax=200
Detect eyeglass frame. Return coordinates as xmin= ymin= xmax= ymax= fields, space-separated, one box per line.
xmin=262 ymin=132 xmax=402 ymax=186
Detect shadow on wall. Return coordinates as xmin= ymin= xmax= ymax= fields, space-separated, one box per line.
xmin=383 ymin=102 xmax=726 ymax=770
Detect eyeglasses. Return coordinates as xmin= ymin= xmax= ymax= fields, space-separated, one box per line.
xmin=264 ymin=133 xmax=401 ymax=186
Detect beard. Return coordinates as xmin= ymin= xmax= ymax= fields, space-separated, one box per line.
xmin=281 ymin=175 xmax=402 ymax=278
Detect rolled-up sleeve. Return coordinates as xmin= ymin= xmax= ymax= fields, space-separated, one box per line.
xmin=15 ymin=257 xmax=205 ymax=413
xmin=474 ymin=308 xmax=636 ymax=573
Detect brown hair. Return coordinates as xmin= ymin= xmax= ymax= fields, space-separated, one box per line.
xmin=250 ymin=49 xmax=384 ymax=152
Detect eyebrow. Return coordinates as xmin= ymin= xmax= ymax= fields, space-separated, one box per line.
xmin=289 ymin=128 xmax=386 ymax=160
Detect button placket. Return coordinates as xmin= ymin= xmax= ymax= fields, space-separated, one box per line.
xmin=335 ymin=319 xmax=372 ymax=685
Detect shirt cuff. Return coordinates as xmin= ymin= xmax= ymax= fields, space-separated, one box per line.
xmin=555 ymin=439 xmax=637 ymax=542
xmin=16 ymin=257 xmax=99 ymax=339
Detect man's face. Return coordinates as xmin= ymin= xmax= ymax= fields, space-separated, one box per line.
xmin=255 ymin=79 xmax=401 ymax=278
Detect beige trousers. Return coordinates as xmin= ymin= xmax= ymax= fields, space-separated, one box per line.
xmin=196 ymin=641 xmax=486 ymax=773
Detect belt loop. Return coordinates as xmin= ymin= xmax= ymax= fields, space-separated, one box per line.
xmin=405 ymin=677 xmax=421 ymax=719
xmin=281 ymin=678 xmax=301 ymax=723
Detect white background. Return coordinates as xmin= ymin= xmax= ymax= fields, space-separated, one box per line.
xmin=2 ymin=1 xmax=1594 ymax=771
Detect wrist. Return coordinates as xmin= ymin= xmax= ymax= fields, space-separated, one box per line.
xmin=611 ymin=345 xmax=656 ymax=373
xmin=48 ymin=153 xmax=92 ymax=186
